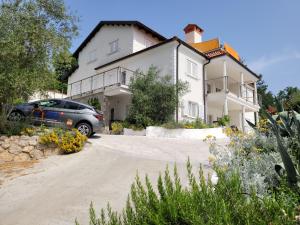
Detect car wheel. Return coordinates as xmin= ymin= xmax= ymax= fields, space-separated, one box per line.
xmin=76 ymin=122 xmax=92 ymax=137
xmin=8 ymin=111 xmax=24 ymax=121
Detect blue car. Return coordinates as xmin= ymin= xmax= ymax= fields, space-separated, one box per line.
xmin=8 ymin=99 xmax=104 ymax=137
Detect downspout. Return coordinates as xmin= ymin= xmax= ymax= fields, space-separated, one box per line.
xmin=203 ymin=59 xmax=211 ymax=123
xmin=176 ymin=42 xmax=182 ymax=123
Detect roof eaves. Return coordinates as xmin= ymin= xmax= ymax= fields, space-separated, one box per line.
xmin=73 ymin=21 xmax=167 ymax=58
xmin=212 ymin=52 xmax=260 ymax=79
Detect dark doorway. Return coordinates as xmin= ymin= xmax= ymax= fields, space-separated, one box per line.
xmin=109 ymin=108 xmax=115 ymax=130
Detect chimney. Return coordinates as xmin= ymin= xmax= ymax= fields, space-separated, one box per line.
xmin=184 ymin=24 xmax=204 ymax=43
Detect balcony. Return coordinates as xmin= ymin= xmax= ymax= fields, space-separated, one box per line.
xmin=68 ymin=67 xmax=135 ymax=98
xmin=205 ymin=76 xmax=261 ymax=109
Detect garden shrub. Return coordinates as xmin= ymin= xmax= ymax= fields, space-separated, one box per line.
xmin=111 ymin=122 xmax=123 ymax=135
xmin=39 ymin=128 xmax=87 ymax=154
xmin=122 ymin=120 xmax=145 ymax=131
xmin=88 ymin=97 xmax=101 ymax=110
xmin=217 ymin=115 xmax=230 ymax=126
xmin=76 ymin=162 xmax=299 ymax=225
xmin=208 ymin=128 xmax=283 ymax=196
xmin=0 ymin=114 xmax=30 ymax=136
xmin=162 ymin=118 xmax=213 ymax=129
xmin=126 ymin=66 xmax=188 ymax=128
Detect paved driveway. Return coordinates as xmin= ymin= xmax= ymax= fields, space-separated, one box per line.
xmin=0 ymin=135 xmax=212 ymax=225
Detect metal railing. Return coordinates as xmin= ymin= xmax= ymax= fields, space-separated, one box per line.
xmin=68 ymin=67 xmax=136 ymax=97
xmin=205 ymin=76 xmax=259 ymax=105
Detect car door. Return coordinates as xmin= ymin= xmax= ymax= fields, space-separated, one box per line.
xmin=60 ymin=101 xmax=83 ymax=128
xmin=39 ymin=99 xmax=65 ymax=127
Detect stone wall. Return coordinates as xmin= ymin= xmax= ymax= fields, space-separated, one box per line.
xmin=0 ymin=135 xmax=60 ymax=163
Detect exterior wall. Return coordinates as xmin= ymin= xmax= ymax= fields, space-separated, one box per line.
xmin=106 ymin=95 xmax=131 ymax=121
xmin=146 ymin=126 xmax=227 ymax=139
xmin=96 ymin=41 xmax=177 ymax=83
xmin=69 ymin=25 xmax=162 ymax=86
xmin=69 ymin=25 xmax=135 ymax=84
xmin=177 ymin=46 xmax=206 ymax=121
xmin=94 ymin=42 xmax=206 ymax=122
xmin=207 ymin=106 xmax=223 ymax=123
xmin=229 ymin=110 xmax=242 ymax=129
xmin=132 ymin=26 xmax=160 ymax=52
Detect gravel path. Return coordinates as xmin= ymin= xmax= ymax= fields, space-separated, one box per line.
xmin=0 ymin=134 xmax=213 ymax=225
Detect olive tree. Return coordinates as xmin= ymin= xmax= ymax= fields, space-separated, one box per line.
xmin=0 ymin=0 xmax=78 ymax=107
xmin=126 ymin=66 xmax=189 ymax=127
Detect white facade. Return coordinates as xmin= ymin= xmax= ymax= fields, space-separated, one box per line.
xmin=67 ymin=21 xmax=260 ymax=131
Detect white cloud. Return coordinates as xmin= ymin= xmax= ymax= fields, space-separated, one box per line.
xmin=249 ymin=51 xmax=300 ymax=72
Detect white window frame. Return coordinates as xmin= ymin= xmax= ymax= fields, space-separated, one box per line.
xmin=188 ymin=101 xmax=199 ymax=118
xmin=186 ymin=59 xmax=198 ymax=79
xmin=109 ymin=39 xmax=119 ymax=54
xmin=87 ymin=49 xmax=97 ymax=64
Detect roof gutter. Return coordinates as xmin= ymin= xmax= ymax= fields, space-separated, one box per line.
xmin=203 ymin=59 xmax=211 ymax=123
xmin=176 ymin=42 xmax=182 ymax=123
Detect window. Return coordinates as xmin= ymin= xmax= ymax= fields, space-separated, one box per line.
xmin=188 ymin=101 xmax=199 ymax=118
xmin=64 ymin=101 xmax=80 ymax=110
xmin=109 ymin=39 xmax=119 ymax=54
xmin=38 ymin=99 xmax=63 ymax=108
xmin=88 ymin=49 xmax=97 ymax=63
xmin=186 ymin=59 xmax=198 ymax=78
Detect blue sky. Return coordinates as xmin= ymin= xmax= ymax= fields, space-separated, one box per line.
xmin=65 ymin=0 xmax=300 ymax=94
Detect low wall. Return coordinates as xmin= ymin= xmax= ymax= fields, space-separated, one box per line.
xmin=0 ymin=135 xmax=60 ymax=163
xmin=123 ymin=128 xmax=146 ymax=136
xmin=146 ymin=126 xmax=226 ymax=139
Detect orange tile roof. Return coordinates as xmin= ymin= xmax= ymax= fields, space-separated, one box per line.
xmin=190 ymin=38 xmax=240 ymax=61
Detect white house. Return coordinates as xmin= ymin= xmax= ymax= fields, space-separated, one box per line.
xmin=64 ymin=21 xmax=260 ymax=131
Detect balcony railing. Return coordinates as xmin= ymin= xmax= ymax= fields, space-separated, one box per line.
xmin=205 ymin=76 xmax=259 ymax=105
xmin=68 ymin=67 xmax=135 ymax=97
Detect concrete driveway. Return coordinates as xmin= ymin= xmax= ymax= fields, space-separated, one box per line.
xmin=0 ymin=134 xmax=212 ymax=225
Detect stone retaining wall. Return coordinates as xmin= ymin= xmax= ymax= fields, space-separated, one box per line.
xmin=0 ymin=135 xmax=59 ymax=163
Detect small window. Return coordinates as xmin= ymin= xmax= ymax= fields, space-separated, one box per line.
xmin=188 ymin=101 xmax=199 ymax=118
xmin=109 ymin=39 xmax=119 ymax=54
xmin=64 ymin=101 xmax=80 ymax=110
xmin=186 ymin=59 xmax=198 ymax=78
xmin=88 ymin=49 xmax=97 ymax=63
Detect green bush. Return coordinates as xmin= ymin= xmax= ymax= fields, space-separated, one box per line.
xmin=39 ymin=128 xmax=87 ymax=154
xmin=76 ymin=162 xmax=299 ymax=225
xmin=0 ymin=114 xmax=30 ymax=136
xmin=162 ymin=118 xmax=213 ymax=129
xmin=88 ymin=97 xmax=101 ymax=110
xmin=217 ymin=115 xmax=230 ymax=126
xmin=111 ymin=122 xmax=123 ymax=135
xmin=126 ymin=66 xmax=189 ymax=128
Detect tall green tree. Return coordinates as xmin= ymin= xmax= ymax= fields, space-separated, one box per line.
xmin=0 ymin=0 xmax=78 ymax=106
xmin=126 ymin=66 xmax=189 ymax=127
xmin=256 ymin=78 xmax=275 ymax=116
xmin=277 ymin=86 xmax=300 ymax=112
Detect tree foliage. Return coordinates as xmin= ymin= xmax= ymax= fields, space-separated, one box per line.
xmin=256 ymin=79 xmax=275 ymax=115
xmin=126 ymin=66 xmax=189 ymax=127
xmin=0 ymin=0 xmax=78 ymax=105
xmin=277 ymin=87 xmax=300 ymax=112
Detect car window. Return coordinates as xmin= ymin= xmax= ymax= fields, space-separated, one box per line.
xmin=64 ymin=101 xmax=80 ymax=110
xmin=39 ymin=100 xmax=62 ymax=108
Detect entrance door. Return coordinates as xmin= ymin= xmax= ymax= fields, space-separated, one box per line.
xmin=109 ymin=108 xmax=115 ymax=130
